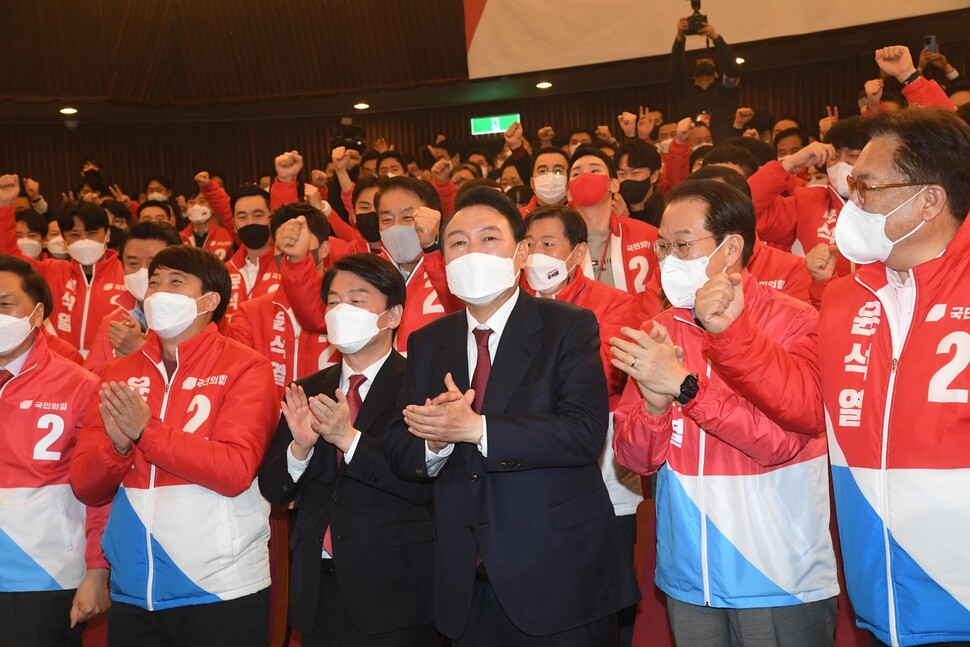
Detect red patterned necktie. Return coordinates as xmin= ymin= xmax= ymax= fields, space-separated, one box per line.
xmin=470 ymin=328 xmax=493 ymax=413
xmin=323 ymin=373 xmax=367 ymax=556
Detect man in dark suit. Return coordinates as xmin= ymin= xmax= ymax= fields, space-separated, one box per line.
xmin=383 ymin=187 xmax=641 ymax=646
xmin=259 ymin=253 xmax=437 ymax=647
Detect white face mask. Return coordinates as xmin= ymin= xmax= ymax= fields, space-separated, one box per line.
xmin=0 ymin=303 xmax=39 ymax=355
xmin=187 ymin=205 xmax=211 ymax=225
xmin=827 ymin=161 xmax=853 ymax=199
xmin=834 ymin=187 xmax=927 ymax=265
xmin=16 ymin=238 xmax=43 ymax=259
xmin=124 ymin=268 xmax=149 ymax=301
xmin=446 ymin=251 xmax=519 ymax=305
xmin=147 ymin=192 xmax=168 ymax=202
xmin=525 ymin=250 xmax=575 ymax=293
xmin=67 ymin=239 xmax=106 ymax=266
xmin=46 ymin=236 xmax=68 ymax=258
xmin=533 ymin=174 xmax=568 ymax=205
xmin=657 ymin=138 xmax=673 ymax=155
xmin=660 ymin=237 xmax=729 ymax=309
xmin=144 ymin=291 xmax=210 ymax=339
xmin=478 ymin=164 xmax=490 ymax=179
xmin=325 ymin=303 xmax=388 ymax=354
xmin=380 ymin=224 xmax=423 ymax=264
xmin=568 ymin=143 xmax=581 ymax=157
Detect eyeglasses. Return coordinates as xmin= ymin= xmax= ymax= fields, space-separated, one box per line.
xmin=846 ymin=175 xmax=924 ymax=206
xmin=654 ymin=235 xmax=716 ymax=260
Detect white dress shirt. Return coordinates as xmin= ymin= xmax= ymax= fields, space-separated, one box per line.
xmin=425 ymin=289 xmax=520 ymax=475
xmin=286 ymin=348 xmax=392 ymax=481
xmin=0 ymin=342 xmax=34 ymax=377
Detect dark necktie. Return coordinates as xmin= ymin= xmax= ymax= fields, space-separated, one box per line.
xmin=323 ymin=373 xmax=367 ymax=556
xmin=470 ymin=328 xmax=493 ymax=413
xmin=0 ymin=369 xmax=12 ymax=390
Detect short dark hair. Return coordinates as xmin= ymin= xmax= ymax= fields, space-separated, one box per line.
xmin=376 ymin=151 xmax=408 ymax=173
xmin=456 ymin=178 xmax=501 ymax=201
xmin=568 ymin=145 xmax=617 ymax=178
xmin=467 ymin=149 xmax=490 ymax=163
xmin=866 ymin=107 xmax=970 ymax=223
xmin=121 ymin=221 xmax=182 ymax=258
xmin=80 ymin=156 xmax=102 ymax=172
xmin=352 ymin=174 xmax=379 ymax=207
xmin=532 ymin=146 xmax=570 ymax=172
xmin=144 ymin=176 xmax=172 ymax=193
xmin=702 ymin=144 xmax=760 ymax=178
xmin=448 ymin=185 xmax=526 ymax=242
xmin=230 ymin=184 xmax=271 ymax=213
xmin=453 ymin=163 xmax=484 ymax=180
xmin=15 ymin=209 xmax=49 ymax=238
xmin=270 ymin=202 xmax=331 ymax=244
xmin=720 ymin=136 xmax=774 ymax=167
xmin=148 ymin=246 xmax=232 ymax=323
xmin=0 ymin=254 xmax=53 ymax=319
xmin=374 ymin=176 xmax=442 ymax=213
xmin=568 ymin=128 xmax=595 ymax=143
xmin=524 ymin=205 xmax=588 ymax=246
xmin=665 ymin=180 xmax=756 ymax=267
xmin=103 ymin=199 xmax=131 ymax=224
xmin=824 ymin=115 xmax=870 ymax=151
xmin=136 ymin=200 xmax=176 ymax=222
xmin=615 ymin=139 xmax=662 ymax=173
xmin=685 ymin=165 xmax=752 ymax=199
xmin=322 ymin=253 xmax=406 ymax=312
xmin=773 ymin=127 xmax=809 ymax=152
xmin=57 ymin=200 xmax=109 ymax=233
xmin=689 ymin=144 xmax=713 ymax=171
xmin=433 ymin=140 xmax=459 ymax=160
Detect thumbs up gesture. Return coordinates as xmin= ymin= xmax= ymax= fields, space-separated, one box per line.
xmin=694 ymin=273 xmax=745 ymax=334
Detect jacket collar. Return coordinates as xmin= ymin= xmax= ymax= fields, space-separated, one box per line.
xmin=140 ymin=322 xmax=221 ymax=368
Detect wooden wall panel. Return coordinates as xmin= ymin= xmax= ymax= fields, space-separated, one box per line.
xmin=1 ymin=41 xmax=966 ymax=203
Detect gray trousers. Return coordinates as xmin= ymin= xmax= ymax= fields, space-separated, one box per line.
xmin=667 ymin=595 xmax=838 ymax=647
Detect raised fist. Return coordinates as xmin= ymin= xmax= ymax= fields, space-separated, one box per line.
xmin=503 ymin=122 xmax=524 ymax=150
xmin=0 ymin=174 xmax=20 ymax=207
xmin=331 ymin=147 xmax=350 ymax=172
xmin=874 ymin=46 xmax=917 ymax=83
xmin=275 ymin=150 xmax=303 ymax=183
xmin=694 ymin=273 xmax=745 ymax=334
xmin=194 ymin=171 xmax=211 ymax=188
xmin=806 ymin=243 xmax=837 ymax=282
xmin=430 ymin=159 xmax=452 ymax=184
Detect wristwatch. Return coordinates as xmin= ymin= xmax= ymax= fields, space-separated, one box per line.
xmin=901 ymin=70 xmax=922 ymax=87
xmin=676 ymin=373 xmax=700 ymax=406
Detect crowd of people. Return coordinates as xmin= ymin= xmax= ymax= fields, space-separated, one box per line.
xmin=1 ymin=16 xmax=969 ymax=647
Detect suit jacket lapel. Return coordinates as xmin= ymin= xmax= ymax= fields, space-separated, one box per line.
xmin=431 ymin=312 xmax=470 ymax=392
xmin=482 ymin=291 xmax=543 ymax=414
xmin=353 ymin=350 xmax=405 ymax=433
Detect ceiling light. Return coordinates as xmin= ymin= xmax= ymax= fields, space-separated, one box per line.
xmin=535 ymin=81 xmax=552 ymax=90
xmin=59 ymin=107 xmax=78 ymax=115
xmin=735 ymin=57 xmax=745 ymax=65
xmin=353 ymin=102 xmax=370 ymax=110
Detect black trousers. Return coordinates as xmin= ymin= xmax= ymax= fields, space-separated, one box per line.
xmin=452 ymin=573 xmax=616 ymax=647
xmin=0 ymin=589 xmax=82 ymax=647
xmin=107 ymin=588 xmax=269 ymax=647
xmin=301 ymin=560 xmax=440 ymax=647
xmin=615 ymin=513 xmax=637 ymax=647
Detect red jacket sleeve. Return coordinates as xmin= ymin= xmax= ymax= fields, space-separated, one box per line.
xmin=748 ymin=161 xmax=799 ymax=248
xmin=596 ymin=294 xmax=641 ymax=403
xmin=280 ymin=256 xmax=327 ymax=333
xmin=683 ymin=375 xmax=813 ymax=466
xmin=327 ymin=209 xmax=367 ymax=247
xmin=341 ymin=187 xmax=355 ymax=219
xmin=702 ymin=310 xmax=824 ymax=435
xmin=431 ymin=178 xmax=456 ymax=218
xmin=612 ymin=378 xmax=674 ymax=476
xmin=657 ymin=140 xmax=690 ymax=197
xmin=0 ymin=205 xmax=18 ymax=256
xmin=270 ymin=180 xmax=299 ymax=211
xmin=902 ymin=76 xmax=956 ymax=110
xmin=70 ymin=388 xmax=137 ymax=507
xmin=135 ymin=356 xmax=279 ymax=498
xmin=202 ymin=183 xmax=237 ymax=245
xmin=84 ymin=503 xmax=111 ymax=570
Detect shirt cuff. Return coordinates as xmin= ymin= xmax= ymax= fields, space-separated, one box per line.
xmin=342 ymin=430 xmax=363 ymax=463
xmin=477 ymin=417 xmax=488 ymax=457
xmin=425 ymin=441 xmax=454 ymax=477
xmin=286 ymin=442 xmax=314 ymax=482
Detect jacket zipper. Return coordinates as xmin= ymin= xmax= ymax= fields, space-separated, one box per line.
xmin=78 ymin=265 xmax=95 ymax=354
xmin=698 ymin=359 xmax=713 ymax=605
xmin=142 ymin=348 xmax=180 ymax=611
xmin=857 ymin=271 xmax=918 ymax=647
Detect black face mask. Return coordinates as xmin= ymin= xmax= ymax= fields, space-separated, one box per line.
xmin=238 ymin=223 xmax=271 ymax=250
xmin=619 ymin=178 xmax=652 ymax=206
xmin=355 ymin=212 xmax=381 ymax=243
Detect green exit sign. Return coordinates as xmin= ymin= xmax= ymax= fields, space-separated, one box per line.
xmin=470 ymin=113 xmax=520 ymax=136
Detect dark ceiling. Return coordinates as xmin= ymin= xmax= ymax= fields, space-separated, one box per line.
xmin=2 ymin=2 xmax=966 ymax=125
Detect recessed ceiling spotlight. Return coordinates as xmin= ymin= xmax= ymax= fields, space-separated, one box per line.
xmin=536 ymin=81 xmax=553 ymax=90
xmin=354 ymin=102 xmax=370 ymax=110
xmin=735 ymin=57 xmax=745 ymax=64
xmin=60 ymin=107 xmax=78 ymax=115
